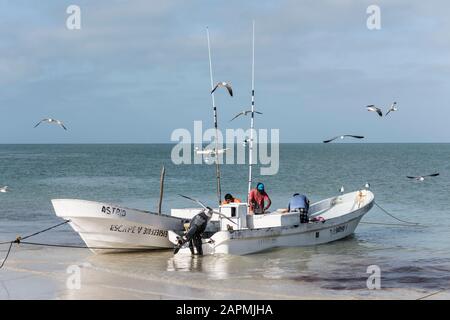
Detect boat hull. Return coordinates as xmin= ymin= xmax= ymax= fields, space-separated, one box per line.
xmin=209 ymin=212 xmax=366 ymax=255
xmin=52 ymin=199 xmax=187 ymax=253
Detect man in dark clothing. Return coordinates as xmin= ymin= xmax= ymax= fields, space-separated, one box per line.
xmin=174 ymin=209 xmax=212 ymax=255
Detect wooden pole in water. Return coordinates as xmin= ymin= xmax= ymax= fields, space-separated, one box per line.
xmin=157 ymin=165 xmax=165 ymax=214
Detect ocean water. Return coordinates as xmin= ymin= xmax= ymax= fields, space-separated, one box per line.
xmin=1 ymin=143 xmax=450 ymax=295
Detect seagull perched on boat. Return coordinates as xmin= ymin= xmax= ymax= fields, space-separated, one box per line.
xmin=230 ymin=110 xmax=262 ymax=122
xmin=0 ymin=186 xmax=9 ymax=193
xmin=366 ymin=105 xmax=383 ymax=117
xmin=323 ymin=135 xmax=364 ymax=143
xmin=385 ymin=102 xmax=398 ymax=116
xmin=211 ymin=82 xmax=233 ymax=97
xmin=407 ymin=173 xmax=439 ymax=181
xmin=339 ymin=186 xmax=345 ymax=194
xmin=34 ymin=118 xmax=67 ymax=130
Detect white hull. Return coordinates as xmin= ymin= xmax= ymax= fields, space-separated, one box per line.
xmin=173 ymin=190 xmax=374 ymax=255
xmin=52 ymin=199 xmax=187 ymax=253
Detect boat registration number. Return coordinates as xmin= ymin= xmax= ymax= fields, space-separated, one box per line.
xmin=330 ymin=224 xmax=347 ymax=235
xmin=101 ymin=206 xmax=126 ymax=217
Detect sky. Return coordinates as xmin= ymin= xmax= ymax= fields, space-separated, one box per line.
xmin=1 ymin=0 xmax=450 ymax=143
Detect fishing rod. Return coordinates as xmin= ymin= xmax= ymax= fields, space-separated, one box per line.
xmin=206 ymin=27 xmax=222 ymax=208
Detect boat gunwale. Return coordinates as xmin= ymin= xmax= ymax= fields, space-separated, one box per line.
xmin=51 ymin=198 xmax=182 ymax=220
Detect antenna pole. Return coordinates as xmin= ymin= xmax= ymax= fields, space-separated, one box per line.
xmin=206 ymin=27 xmax=222 ymax=207
xmin=248 ymin=20 xmax=255 ymax=199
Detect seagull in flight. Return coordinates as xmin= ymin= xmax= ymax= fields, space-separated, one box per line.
xmin=230 ymin=110 xmax=262 ymax=122
xmin=323 ymin=135 xmax=364 ymax=143
xmin=385 ymin=102 xmax=398 ymax=116
xmin=0 ymin=186 xmax=9 ymax=193
xmin=195 ymin=147 xmax=229 ymax=156
xmin=211 ymin=82 xmax=233 ymax=97
xmin=407 ymin=173 xmax=439 ymax=181
xmin=366 ymin=105 xmax=383 ymax=117
xmin=34 ymin=118 xmax=67 ymax=130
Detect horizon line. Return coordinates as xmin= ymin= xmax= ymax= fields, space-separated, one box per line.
xmin=1 ymin=142 xmax=450 ymax=145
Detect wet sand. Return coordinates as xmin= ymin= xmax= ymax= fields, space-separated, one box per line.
xmin=1 ymin=245 xmax=448 ymax=300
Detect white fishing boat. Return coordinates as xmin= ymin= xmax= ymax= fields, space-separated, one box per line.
xmin=168 ymin=189 xmax=374 ymax=255
xmin=52 ymin=199 xmax=189 ymax=252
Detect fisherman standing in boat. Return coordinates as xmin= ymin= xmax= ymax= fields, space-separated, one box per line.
xmin=174 ymin=209 xmax=212 ymax=255
xmin=248 ymin=182 xmax=272 ymax=215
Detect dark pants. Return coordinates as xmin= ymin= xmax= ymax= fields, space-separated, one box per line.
xmin=252 ymin=203 xmax=264 ymax=215
xmin=184 ymin=212 xmax=208 ymax=255
xmin=291 ymin=208 xmax=309 ymax=223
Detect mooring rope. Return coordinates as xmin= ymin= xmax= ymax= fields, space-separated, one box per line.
xmin=373 ymin=201 xmax=421 ymax=226
xmin=0 ymin=243 xmax=13 ymax=269
xmin=0 ymin=220 xmax=71 ymax=269
xmin=360 ymin=221 xmax=422 ymax=227
xmin=0 ymin=220 xmax=71 ymax=245
xmin=416 ymin=288 xmax=447 ymax=300
xmin=18 ymin=241 xmax=151 ymax=251
xmin=20 ymin=220 xmax=71 ymax=241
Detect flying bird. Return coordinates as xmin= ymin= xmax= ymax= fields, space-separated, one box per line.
xmin=385 ymin=102 xmax=398 ymax=116
xmin=211 ymin=82 xmax=233 ymax=97
xmin=0 ymin=186 xmax=9 ymax=193
xmin=195 ymin=147 xmax=229 ymax=156
xmin=407 ymin=173 xmax=439 ymax=181
xmin=34 ymin=118 xmax=67 ymax=130
xmin=366 ymin=105 xmax=383 ymax=117
xmin=230 ymin=110 xmax=262 ymax=122
xmin=323 ymin=135 xmax=365 ymax=143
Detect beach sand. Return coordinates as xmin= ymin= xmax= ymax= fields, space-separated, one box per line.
xmin=1 ymin=244 xmax=448 ymax=300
